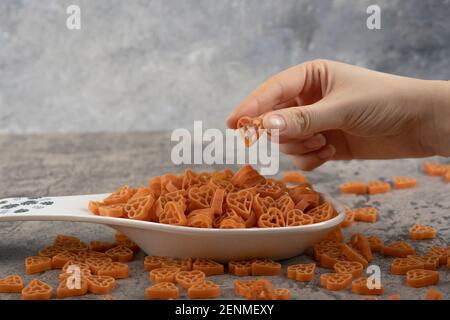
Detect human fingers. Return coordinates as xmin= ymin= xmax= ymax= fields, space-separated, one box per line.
xmin=288 ymin=144 xmax=336 ymax=171
xmin=279 ymin=134 xmax=327 ymax=155
xmin=226 ymin=59 xmax=329 ymax=128
xmin=262 ymin=99 xmax=344 ymax=140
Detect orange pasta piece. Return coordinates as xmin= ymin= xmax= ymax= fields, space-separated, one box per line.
xmin=211 ymin=188 xmax=226 ymax=215
xmin=114 ymin=231 xmax=128 ymax=242
xmin=208 ymin=177 xmax=235 ymax=194
xmin=192 ymin=259 xmax=224 ymax=276
xmin=353 ymin=207 xmax=377 ymax=223
xmin=146 ymin=282 xmax=180 ymax=300
xmin=187 ymin=211 xmax=213 ymax=228
xmin=423 ymin=161 xmax=448 ymax=176
xmin=273 ymin=288 xmax=291 ymax=300
xmin=282 ymin=172 xmax=307 ymax=184
xmin=252 ymin=194 xmax=276 ymax=218
xmin=234 ymin=279 xmax=256 ymax=297
xmin=159 ymin=201 xmax=188 ymax=226
xmin=339 ymin=181 xmax=367 ymax=195
xmin=161 ymin=258 xmax=192 ymax=271
xmin=53 ymin=234 xmax=80 ymax=245
xmin=188 ymin=185 xmax=214 ymax=211
xmin=38 ymin=246 xmax=65 ymax=258
xmin=88 ymin=241 xmax=116 ymax=253
xmin=245 ymin=279 xmax=275 ymax=300
xmin=229 ymin=260 xmax=253 ymax=276
xmin=288 ymin=186 xmax=319 ymax=210
xmin=349 ymin=233 xmax=373 ymax=262
xmin=87 ymin=275 xmax=116 ymax=295
xmin=85 ymin=257 xmax=113 ymax=274
xmin=306 ymin=202 xmax=335 ymax=223
xmin=25 ymin=256 xmax=52 ymax=275
xmin=285 ymin=209 xmax=314 ymax=226
xmin=334 ymin=261 xmax=364 ymax=278
xmin=22 ymin=279 xmax=52 ymax=300
xmin=237 ymin=116 xmax=264 ymax=147
xmin=175 ymin=270 xmax=205 ymax=289
xmin=105 ymin=246 xmax=134 ymax=262
xmin=351 ymin=277 xmax=384 ymax=295
xmin=115 ymin=239 xmax=139 ymax=253
xmin=213 ymin=208 xmax=244 ymax=228
xmin=391 ymin=257 xmax=424 ymax=275
xmin=144 ymin=256 xmax=173 ymax=271
xmin=409 ymin=224 xmax=436 ymax=240
xmin=75 ymin=250 xmax=107 ymax=262
xmin=181 ymin=169 xmax=201 ymax=190
xmin=220 ymin=218 xmax=246 ymax=229
xmin=313 ymin=239 xmax=341 ymax=261
xmin=58 ymin=241 xmax=88 ymax=253
xmin=320 ymin=273 xmax=352 ymax=291
xmin=427 ymin=246 xmax=450 ymax=265
xmin=154 ymin=190 xmax=187 ymax=218
xmin=0 ymin=275 xmax=24 ymax=293
xmin=230 ymin=165 xmax=266 ymax=189
xmin=406 ymin=269 xmax=439 ymax=288
xmin=256 ymin=179 xmax=285 ymax=199
xmin=61 ymin=260 xmax=91 ymax=277
xmin=124 ymin=194 xmax=155 ymax=220
xmin=393 ymin=176 xmax=417 ymax=189
xmin=407 ymin=255 xmax=439 ymax=270
xmin=367 ymin=180 xmax=391 ymax=194
xmin=102 ymin=185 xmax=135 ymax=205
xmin=341 ymin=209 xmax=355 ymax=228
xmin=384 ymin=241 xmax=415 ymax=258
xmin=341 ymin=244 xmax=368 ymax=268
xmin=366 ymin=236 xmax=384 ymax=253
xmin=251 ymin=259 xmax=281 ymax=276
xmin=97 ymin=262 xmax=129 ymax=279
xmin=52 ymin=251 xmax=78 ymax=269
xmin=57 ymin=278 xmax=88 ymax=298
xmin=98 ymin=204 xmax=125 ymax=218
xmin=320 ymin=252 xmax=346 ymax=269
xmin=188 ymin=280 xmax=221 ymax=299
xmin=425 ymin=288 xmax=443 ymax=300
xmin=287 ymin=263 xmax=316 ymax=282
xmin=275 ymin=193 xmax=295 ymax=217
xmin=88 ymin=201 xmax=102 ymax=215
xmin=226 ymin=190 xmax=254 ymax=220
xmin=149 ymin=267 xmax=181 ymax=283
xmin=325 ymin=227 xmax=345 ymax=243
xmin=257 ymin=207 xmax=285 ymax=228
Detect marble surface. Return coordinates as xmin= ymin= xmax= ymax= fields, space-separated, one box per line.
xmin=0 ymin=132 xmax=448 ymax=300
xmin=1 ymin=0 xmax=449 ymax=133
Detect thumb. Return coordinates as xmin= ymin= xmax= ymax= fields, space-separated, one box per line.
xmin=262 ymin=101 xmax=343 ymax=139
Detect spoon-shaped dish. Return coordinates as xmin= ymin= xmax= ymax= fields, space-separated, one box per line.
xmin=0 ymin=193 xmax=344 ymax=262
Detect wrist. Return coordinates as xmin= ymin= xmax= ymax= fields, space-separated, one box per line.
xmin=425 ymin=80 xmax=450 ymax=157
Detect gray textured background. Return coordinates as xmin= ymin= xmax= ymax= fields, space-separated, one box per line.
xmin=1 ymin=0 xmax=449 ymax=133
xmin=0 ymin=133 xmax=448 ymax=300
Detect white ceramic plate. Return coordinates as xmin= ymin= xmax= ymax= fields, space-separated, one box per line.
xmin=0 ymin=193 xmax=344 ymax=262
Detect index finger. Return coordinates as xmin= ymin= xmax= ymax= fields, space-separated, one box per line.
xmin=226 ymin=64 xmax=306 ymax=128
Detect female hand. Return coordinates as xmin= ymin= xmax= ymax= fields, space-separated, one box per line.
xmin=227 ymin=59 xmax=450 ymax=170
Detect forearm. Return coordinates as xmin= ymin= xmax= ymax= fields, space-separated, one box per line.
xmin=425 ymin=80 xmax=450 ymax=157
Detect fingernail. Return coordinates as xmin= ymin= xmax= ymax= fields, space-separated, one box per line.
xmin=226 ymin=112 xmax=235 ymax=123
xmin=317 ymin=145 xmax=336 ymax=160
xmin=303 ymin=134 xmax=326 ymax=149
xmin=265 ymin=114 xmax=286 ymax=131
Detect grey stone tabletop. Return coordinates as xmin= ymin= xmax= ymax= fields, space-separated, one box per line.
xmin=0 ymin=132 xmax=448 ymax=300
